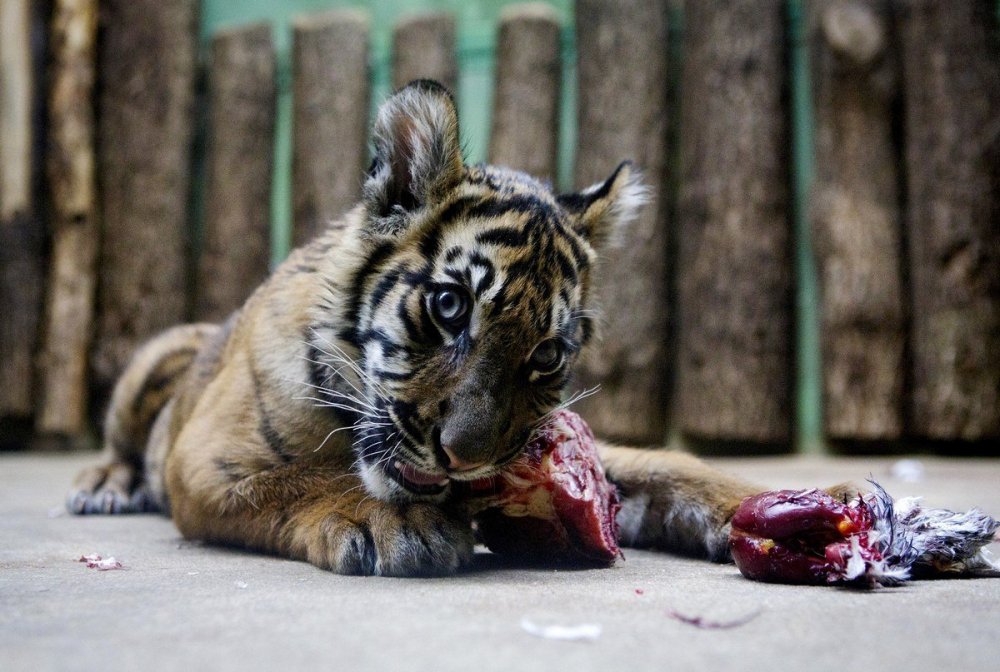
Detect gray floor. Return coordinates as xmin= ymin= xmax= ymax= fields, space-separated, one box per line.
xmin=2 ymin=452 xmax=999 ymax=672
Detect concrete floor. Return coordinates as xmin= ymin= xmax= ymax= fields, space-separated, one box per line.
xmin=2 ymin=452 xmax=999 ymax=672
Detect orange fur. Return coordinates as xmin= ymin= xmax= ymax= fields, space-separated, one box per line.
xmin=70 ymin=81 xmax=776 ymax=575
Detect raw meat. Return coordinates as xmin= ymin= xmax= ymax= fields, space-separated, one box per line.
xmin=729 ymin=483 xmax=1000 ymax=586
xmin=458 ymin=410 xmax=621 ymax=565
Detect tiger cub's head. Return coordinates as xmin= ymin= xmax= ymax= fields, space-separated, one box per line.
xmin=331 ymin=80 xmax=645 ymax=501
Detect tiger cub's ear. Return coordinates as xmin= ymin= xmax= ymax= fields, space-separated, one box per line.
xmin=557 ymin=161 xmax=649 ymax=250
xmin=363 ymin=80 xmax=464 ymax=234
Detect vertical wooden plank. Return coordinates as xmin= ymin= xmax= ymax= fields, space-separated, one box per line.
xmin=488 ymin=3 xmax=562 ymax=182
xmin=291 ymin=9 xmax=370 ymax=249
xmin=896 ymin=0 xmax=1000 ymax=440
xmin=392 ymin=12 xmax=458 ymax=94
xmin=675 ymin=0 xmax=793 ymax=443
xmin=194 ymin=23 xmax=274 ymax=322
xmin=91 ymin=0 xmax=198 ymax=394
xmin=572 ymin=0 xmax=671 ymax=445
xmin=0 ymin=0 xmax=44 ymax=419
xmin=37 ymin=0 xmax=100 ymax=435
xmin=808 ymin=0 xmax=904 ymax=441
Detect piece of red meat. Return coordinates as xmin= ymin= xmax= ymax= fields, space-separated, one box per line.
xmin=458 ymin=410 xmax=621 ymax=565
xmin=730 ymin=485 xmax=1000 ymax=586
xmin=729 ymin=489 xmax=880 ymax=584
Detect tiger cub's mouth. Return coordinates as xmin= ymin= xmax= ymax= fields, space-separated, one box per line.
xmin=384 ymin=458 xmax=450 ymax=495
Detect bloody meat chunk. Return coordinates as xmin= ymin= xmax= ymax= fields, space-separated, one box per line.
xmin=730 ymin=485 xmax=1000 ymax=586
xmin=729 ymin=489 xmax=881 ymax=584
xmin=459 ymin=410 xmax=621 ymax=565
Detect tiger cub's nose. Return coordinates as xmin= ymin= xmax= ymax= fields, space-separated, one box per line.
xmin=441 ymin=444 xmax=488 ymax=473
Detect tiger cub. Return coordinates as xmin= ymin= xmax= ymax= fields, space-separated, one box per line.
xmin=69 ymin=80 xmax=765 ymax=576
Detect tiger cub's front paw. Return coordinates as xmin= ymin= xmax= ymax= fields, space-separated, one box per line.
xmin=314 ymin=503 xmax=474 ymax=577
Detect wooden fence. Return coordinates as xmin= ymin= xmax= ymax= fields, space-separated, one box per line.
xmin=1 ymin=0 xmax=998 ymax=453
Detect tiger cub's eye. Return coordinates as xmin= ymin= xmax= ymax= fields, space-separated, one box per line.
xmin=431 ymin=286 xmax=470 ymax=327
xmin=529 ymin=339 xmax=564 ymax=373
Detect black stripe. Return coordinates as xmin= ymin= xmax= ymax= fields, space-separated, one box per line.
xmin=252 ymin=372 xmax=294 ymax=464
xmin=369 ymin=268 xmax=402 ymax=309
xmin=259 ymin=418 xmax=292 ymax=465
xmin=373 ymin=368 xmax=415 ymax=381
xmin=579 ymin=315 xmax=595 ymax=344
xmin=489 ymin=283 xmax=508 ymax=316
xmin=417 ymin=294 xmax=441 ymax=345
xmin=435 ymin=195 xmax=481 ymax=228
xmin=443 ymin=267 xmax=466 ymax=284
xmin=392 ymin=400 xmax=426 ymax=445
xmin=307 ymin=341 xmax=330 ymax=390
xmin=468 ymin=251 xmax=494 ymax=270
xmin=358 ymin=523 xmax=378 ymax=575
xmin=469 ymin=253 xmax=496 ymax=298
xmin=476 ymin=226 xmax=529 ymax=248
xmin=474 ymin=272 xmax=496 ymax=298
xmin=554 ymin=248 xmax=577 ymax=284
xmin=396 ymin=292 xmax=423 ymax=344
xmin=344 ymin=241 xmax=395 ymax=334
xmin=467 ymin=194 xmax=547 ymax=220
xmin=562 ymin=232 xmax=589 ymax=270
xmin=418 ymin=222 xmax=443 ymax=260
xmin=359 ymin=328 xmax=405 ymax=357
xmin=401 ymin=269 xmax=432 ymax=288
xmin=130 ymin=347 xmax=199 ymax=417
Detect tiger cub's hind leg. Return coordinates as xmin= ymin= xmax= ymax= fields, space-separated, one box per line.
xmin=67 ymin=324 xmax=217 ymax=515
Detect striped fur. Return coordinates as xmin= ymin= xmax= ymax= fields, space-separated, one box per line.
xmin=69 ymin=81 xmax=768 ymax=575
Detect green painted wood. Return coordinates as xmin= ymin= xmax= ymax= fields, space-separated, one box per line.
xmin=199 ymin=0 xmax=574 ymax=264
xmin=788 ymin=0 xmax=824 ymax=453
xmin=197 ymin=0 xmax=826 ymax=453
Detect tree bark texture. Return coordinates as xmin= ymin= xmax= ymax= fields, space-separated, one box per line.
xmin=194 ymin=23 xmax=274 ymax=322
xmin=808 ymin=0 xmax=905 ymax=440
xmin=0 ymin=0 xmax=44 ymax=419
xmin=91 ymin=0 xmax=198 ymax=394
xmin=572 ymin=0 xmax=671 ymax=445
xmin=675 ymin=0 xmax=793 ymax=443
xmin=488 ymin=3 xmax=562 ymax=183
xmin=37 ymin=0 xmax=100 ymax=435
xmin=896 ymin=0 xmax=1000 ymax=440
xmin=291 ymin=9 xmax=370 ymax=249
xmin=392 ymin=12 xmax=458 ymax=94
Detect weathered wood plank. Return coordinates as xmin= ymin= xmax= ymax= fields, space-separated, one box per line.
xmin=392 ymin=12 xmax=457 ymax=93
xmin=91 ymin=0 xmax=198 ymax=394
xmin=896 ymin=0 xmax=1000 ymax=440
xmin=37 ymin=0 xmax=101 ymax=435
xmin=195 ymin=23 xmax=275 ymax=322
xmin=291 ymin=9 xmax=370 ymax=249
xmin=809 ymin=0 xmax=904 ymax=440
xmin=0 ymin=0 xmax=44 ymax=419
xmin=572 ymin=0 xmax=671 ymax=445
xmin=675 ymin=0 xmax=793 ymax=443
xmin=488 ymin=3 xmax=562 ymax=183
